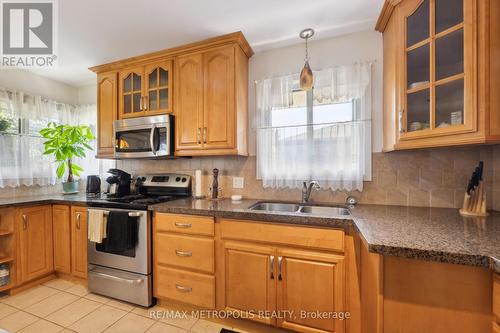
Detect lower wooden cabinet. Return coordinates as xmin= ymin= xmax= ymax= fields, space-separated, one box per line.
xmin=70 ymin=206 xmax=87 ymax=279
xmin=221 ymin=240 xmax=345 ymax=333
xmin=52 ymin=205 xmax=71 ymax=274
xmin=223 ymin=241 xmax=277 ymax=325
xmin=17 ymin=205 xmax=54 ymax=283
xmin=276 ymin=248 xmax=344 ymax=333
xmin=494 ymin=274 xmax=500 ymax=331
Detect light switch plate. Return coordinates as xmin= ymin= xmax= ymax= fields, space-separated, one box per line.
xmin=232 ymin=177 xmax=244 ymax=189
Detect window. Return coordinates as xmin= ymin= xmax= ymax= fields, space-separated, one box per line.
xmin=0 ymin=89 xmax=114 ymax=188
xmin=255 ymin=63 xmax=372 ymax=191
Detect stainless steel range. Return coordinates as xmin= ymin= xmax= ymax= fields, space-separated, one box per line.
xmin=86 ymin=173 xmax=191 ymax=307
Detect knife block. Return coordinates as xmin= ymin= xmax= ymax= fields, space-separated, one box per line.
xmin=459 ymin=180 xmax=489 ymax=217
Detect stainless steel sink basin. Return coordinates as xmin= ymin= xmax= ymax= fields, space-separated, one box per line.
xmin=299 ymin=205 xmax=350 ymax=216
xmin=248 ymin=202 xmax=350 ymax=216
xmin=248 ymin=202 xmax=301 ymax=213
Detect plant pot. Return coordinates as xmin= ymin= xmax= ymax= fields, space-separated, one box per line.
xmin=62 ymin=181 xmax=79 ymax=193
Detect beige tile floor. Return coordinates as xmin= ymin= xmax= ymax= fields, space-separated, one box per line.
xmin=0 ymin=279 xmax=248 ymax=333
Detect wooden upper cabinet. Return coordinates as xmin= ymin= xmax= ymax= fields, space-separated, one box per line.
xmin=203 ymin=46 xmax=235 ymax=150
xmin=90 ymin=32 xmax=253 ymax=156
xmin=276 ymin=249 xmax=345 ymax=333
xmin=144 ymin=60 xmax=173 ymax=115
xmin=17 ymin=206 xmax=53 ymax=283
xmin=119 ymin=66 xmax=145 ymax=119
xmin=96 ymin=72 xmax=117 ymax=158
xmin=71 ymin=206 xmax=87 ymax=279
xmin=175 ymin=54 xmax=204 ymax=151
xmin=52 ymin=205 xmax=71 ymax=274
xmin=377 ymin=0 xmax=500 ymax=150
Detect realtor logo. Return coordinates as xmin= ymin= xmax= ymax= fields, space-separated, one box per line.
xmin=1 ymin=0 xmax=58 ymax=67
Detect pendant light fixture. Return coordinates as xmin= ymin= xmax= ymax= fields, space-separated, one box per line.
xmin=299 ymin=28 xmax=315 ymax=91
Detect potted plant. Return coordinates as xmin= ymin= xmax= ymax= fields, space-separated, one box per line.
xmin=0 ymin=113 xmax=12 ymax=132
xmin=40 ymin=123 xmax=95 ymax=193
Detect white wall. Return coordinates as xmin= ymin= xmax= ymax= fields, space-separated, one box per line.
xmin=248 ymin=29 xmax=383 ymax=154
xmin=77 ymin=29 xmax=384 ymax=153
xmin=0 ymin=69 xmax=78 ymax=104
xmin=77 ymin=84 xmax=97 ymax=104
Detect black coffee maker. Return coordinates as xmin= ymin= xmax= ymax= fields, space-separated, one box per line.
xmin=106 ymin=169 xmax=131 ymax=197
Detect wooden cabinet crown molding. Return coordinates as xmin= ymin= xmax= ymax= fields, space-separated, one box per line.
xmin=89 ymin=31 xmax=253 ymax=74
xmin=375 ymin=0 xmax=404 ymax=32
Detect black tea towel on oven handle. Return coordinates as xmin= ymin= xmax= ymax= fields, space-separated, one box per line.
xmin=105 ymin=211 xmax=138 ymax=252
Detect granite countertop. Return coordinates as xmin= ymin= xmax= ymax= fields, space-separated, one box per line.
xmin=149 ymin=198 xmax=500 ymax=272
xmin=1 ymin=195 xmax=498 ymax=273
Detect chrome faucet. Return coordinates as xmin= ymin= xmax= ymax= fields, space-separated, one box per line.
xmin=302 ymin=181 xmax=320 ymax=203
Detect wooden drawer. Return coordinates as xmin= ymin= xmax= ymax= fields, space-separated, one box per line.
xmin=220 ymin=219 xmax=344 ymax=252
xmin=155 ymin=213 xmax=214 ymax=236
xmin=155 ymin=266 xmax=215 ymax=309
xmin=156 ymin=233 xmax=214 ymax=273
xmin=494 ymin=274 xmax=500 ymax=323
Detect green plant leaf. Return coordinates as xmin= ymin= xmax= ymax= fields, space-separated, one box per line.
xmin=56 ymin=163 xmax=66 ymax=179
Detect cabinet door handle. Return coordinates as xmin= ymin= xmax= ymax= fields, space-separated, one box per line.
xmin=203 ymin=127 xmax=207 ymax=144
xmin=197 ymin=128 xmax=201 ymax=144
xmin=143 ymin=96 xmax=148 ymax=111
xmin=399 ymin=109 xmax=405 ymax=134
xmin=278 ymin=256 xmax=283 ymax=281
xmin=76 ymin=213 xmax=81 ymax=230
xmin=175 ymin=250 xmax=192 ymax=257
xmin=175 ymin=284 xmax=192 ymax=293
xmin=22 ymin=214 xmax=27 ymax=230
xmin=174 ymin=222 xmax=192 ymax=229
xmin=269 ymin=255 xmax=275 ymax=279
xmin=139 ymin=95 xmax=143 ymax=111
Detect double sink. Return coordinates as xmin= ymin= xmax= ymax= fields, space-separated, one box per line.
xmin=248 ymin=202 xmax=350 ymax=216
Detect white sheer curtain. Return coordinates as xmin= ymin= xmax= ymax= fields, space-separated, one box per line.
xmin=0 ymin=88 xmax=111 ymax=188
xmin=255 ymin=62 xmax=372 ymax=192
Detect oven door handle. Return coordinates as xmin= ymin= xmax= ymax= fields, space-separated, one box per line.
xmin=89 ymin=268 xmax=144 ymax=284
xmin=150 ymin=125 xmax=157 ymax=156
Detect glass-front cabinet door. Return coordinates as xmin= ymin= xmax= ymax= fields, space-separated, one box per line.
xmin=144 ymin=60 xmax=173 ymax=115
xmin=119 ymin=67 xmax=144 ymax=119
xmin=400 ymin=0 xmax=475 ymax=139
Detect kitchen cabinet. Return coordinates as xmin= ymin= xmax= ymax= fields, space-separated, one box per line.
xmin=17 ymin=205 xmax=53 ymax=283
xmin=70 ymin=206 xmax=87 ymax=279
xmin=96 ymin=71 xmax=117 ymax=158
xmin=378 ymin=0 xmax=500 ymax=150
xmin=153 ymin=213 xmax=216 ymax=308
xmin=52 ymin=205 xmax=71 ymax=274
xmin=0 ymin=208 xmax=15 ymax=291
xmin=494 ymin=274 xmax=500 ymax=330
xmin=175 ymin=45 xmax=248 ymax=156
xmin=118 ymin=60 xmax=173 ymax=119
xmin=219 ymin=219 xmax=346 ymax=333
xmin=223 ymin=241 xmax=276 ymax=325
xmin=90 ymin=32 xmax=252 ymax=157
xmin=277 ymin=249 xmax=344 ymax=333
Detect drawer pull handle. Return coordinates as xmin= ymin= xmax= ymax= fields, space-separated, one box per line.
xmin=174 ymin=222 xmax=192 ymax=229
xmin=175 ymin=284 xmax=192 ymax=293
xmin=175 ymin=250 xmax=192 ymax=257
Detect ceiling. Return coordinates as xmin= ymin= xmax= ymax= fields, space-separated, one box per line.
xmin=30 ymin=0 xmax=384 ymax=86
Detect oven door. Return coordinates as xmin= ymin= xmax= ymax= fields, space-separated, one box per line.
xmin=114 ymin=115 xmax=172 ymax=159
xmin=87 ymin=208 xmax=150 ymax=275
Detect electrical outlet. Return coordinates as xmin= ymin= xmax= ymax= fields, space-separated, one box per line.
xmin=232 ymin=177 xmax=244 ymax=189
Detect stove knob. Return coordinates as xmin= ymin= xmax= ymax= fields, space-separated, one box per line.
xmin=175 ymin=177 xmax=181 ymax=182
xmin=141 ymin=177 xmax=147 ymax=182
xmin=181 ymin=177 xmax=187 ymax=182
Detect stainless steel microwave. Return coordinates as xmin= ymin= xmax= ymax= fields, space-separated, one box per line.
xmin=114 ymin=115 xmax=174 ymax=159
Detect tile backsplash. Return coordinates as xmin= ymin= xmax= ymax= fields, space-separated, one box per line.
xmin=1 ymin=145 xmax=498 ymax=211
xmin=117 ymin=145 xmax=500 ymax=211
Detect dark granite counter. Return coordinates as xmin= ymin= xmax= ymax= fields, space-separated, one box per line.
xmin=1 ymin=195 xmax=498 ymax=273
xmin=0 ymin=193 xmax=89 ymax=207
xmin=149 ymin=198 xmax=500 ymax=273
